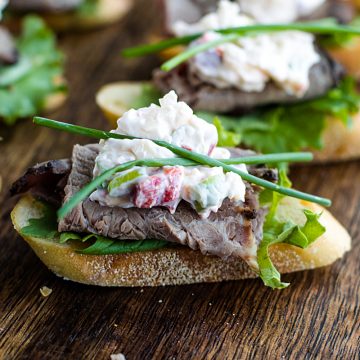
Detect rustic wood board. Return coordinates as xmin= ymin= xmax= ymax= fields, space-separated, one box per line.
xmin=0 ymin=2 xmax=359 ymax=359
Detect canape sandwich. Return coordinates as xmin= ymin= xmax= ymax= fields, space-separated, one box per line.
xmin=161 ymin=0 xmax=360 ymax=78
xmin=11 ymin=92 xmax=351 ymax=288
xmin=0 ymin=14 xmax=66 ymax=125
xmin=99 ymin=0 xmax=360 ymax=162
xmin=2 ymin=0 xmax=132 ymax=31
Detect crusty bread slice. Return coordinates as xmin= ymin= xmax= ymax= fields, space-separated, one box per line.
xmin=313 ymin=113 xmax=360 ymax=162
xmin=96 ymin=81 xmax=360 ymax=163
xmin=328 ymin=39 xmax=360 ymax=80
xmin=6 ymin=0 xmax=133 ymax=32
xmin=11 ymin=195 xmax=351 ymax=287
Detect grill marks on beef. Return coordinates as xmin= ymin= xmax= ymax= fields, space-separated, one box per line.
xmin=55 ymin=144 xmax=266 ymax=268
xmin=153 ymin=51 xmax=344 ymax=113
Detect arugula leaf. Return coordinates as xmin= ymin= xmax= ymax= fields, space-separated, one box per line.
xmin=59 ymin=232 xmax=82 ymax=243
xmin=20 ymin=200 xmax=169 ymax=255
xmin=198 ymin=77 xmax=360 ymax=154
xmin=59 ymin=231 xmax=169 ymax=255
xmin=0 ymin=16 xmax=65 ymax=125
xmin=21 ymin=202 xmax=58 ymax=239
xmin=79 ymin=237 xmax=169 ymax=255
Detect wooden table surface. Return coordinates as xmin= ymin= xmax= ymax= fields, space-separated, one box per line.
xmin=0 ymin=2 xmax=359 ymax=359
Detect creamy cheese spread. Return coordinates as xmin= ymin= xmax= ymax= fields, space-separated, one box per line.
xmin=172 ymin=0 xmax=320 ymax=97
xmin=238 ymin=0 xmax=326 ymax=24
xmin=91 ymin=91 xmax=248 ymax=218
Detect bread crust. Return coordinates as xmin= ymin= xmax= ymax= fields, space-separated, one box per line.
xmin=313 ymin=113 xmax=360 ymax=163
xmin=96 ymin=81 xmax=360 ymax=163
xmin=11 ymin=195 xmax=351 ymax=287
xmin=329 ymin=38 xmax=360 ymax=79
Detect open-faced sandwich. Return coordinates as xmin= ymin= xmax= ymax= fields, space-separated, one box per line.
xmin=161 ymin=0 xmax=355 ymax=27
xmin=98 ymin=0 xmax=360 ymax=162
xmin=0 ymin=13 xmax=66 ymax=125
xmin=2 ymin=0 xmax=133 ymax=31
xmin=161 ymin=0 xmax=360 ymax=78
xmin=11 ymin=91 xmax=351 ymax=289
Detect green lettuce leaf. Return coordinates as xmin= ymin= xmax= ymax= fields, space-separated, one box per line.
xmin=0 ymin=16 xmax=66 ymax=125
xmin=258 ymin=170 xmax=326 ymax=289
xmin=258 ymin=210 xmax=326 ymax=289
xmin=213 ymin=116 xmax=242 ymax=147
xmin=197 ymin=77 xmax=360 ymax=154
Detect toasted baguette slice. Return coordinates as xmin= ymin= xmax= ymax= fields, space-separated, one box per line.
xmin=6 ymin=0 xmax=133 ymax=32
xmin=328 ymin=39 xmax=360 ymax=79
xmin=11 ymin=195 xmax=351 ymax=287
xmin=96 ymin=81 xmax=360 ymax=163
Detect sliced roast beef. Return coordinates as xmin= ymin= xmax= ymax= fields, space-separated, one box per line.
xmin=0 ymin=26 xmax=17 ymax=65
xmin=57 ymin=144 xmax=268 ymax=268
xmin=8 ymin=0 xmax=83 ymax=13
xmin=153 ymin=51 xmax=344 ymax=113
xmin=12 ymin=143 xmax=277 ymax=267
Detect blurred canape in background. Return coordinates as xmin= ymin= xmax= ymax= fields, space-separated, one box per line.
xmin=2 ymin=0 xmax=133 ymax=32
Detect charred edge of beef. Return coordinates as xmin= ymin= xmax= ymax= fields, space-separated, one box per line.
xmin=10 ymin=159 xmax=71 ymax=206
xmin=153 ymin=50 xmax=344 ymax=114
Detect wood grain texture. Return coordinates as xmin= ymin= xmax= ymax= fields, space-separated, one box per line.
xmin=0 ymin=1 xmax=359 ymax=359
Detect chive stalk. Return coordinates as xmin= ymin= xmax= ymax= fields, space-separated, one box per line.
xmin=161 ymin=33 xmax=239 ymax=71
xmin=123 ymin=20 xmax=360 ymax=58
xmin=57 ymin=153 xmax=312 ymax=218
xmin=34 ymin=117 xmax=331 ymax=210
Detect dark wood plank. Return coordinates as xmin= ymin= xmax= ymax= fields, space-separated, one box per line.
xmin=0 ymin=1 xmax=359 ymax=359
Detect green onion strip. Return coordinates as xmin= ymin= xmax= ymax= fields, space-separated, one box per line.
xmin=34 ymin=116 xmax=331 ymax=219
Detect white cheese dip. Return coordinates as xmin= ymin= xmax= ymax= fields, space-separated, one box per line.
xmin=238 ymin=0 xmax=327 ymax=24
xmin=172 ymin=0 xmax=320 ymax=97
xmin=91 ymin=91 xmax=248 ymax=218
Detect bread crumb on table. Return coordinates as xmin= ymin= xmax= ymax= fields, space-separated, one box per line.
xmin=40 ymin=286 xmax=52 ymax=297
xmin=110 ymin=353 xmax=126 ymax=360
